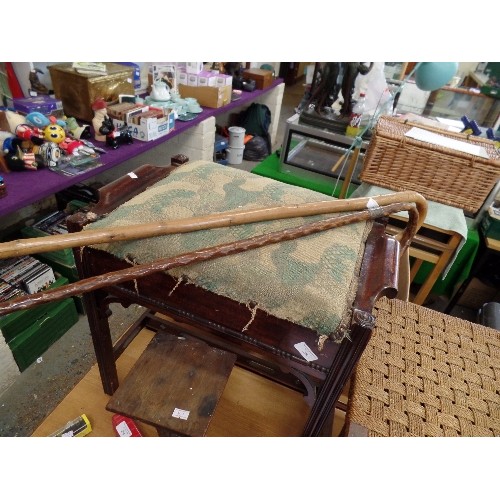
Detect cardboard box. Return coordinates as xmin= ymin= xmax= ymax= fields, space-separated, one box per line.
xmin=148 ymin=63 xmax=177 ymax=90
xmin=215 ymin=74 xmax=232 ymax=87
xmin=48 ymin=63 xmax=134 ymax=122
xmin=187 ymin=73 xmax=198 ymax=86
xmin=197 ymin=71 xmax=217 ymax=87
xmin=242 ymin=69 xmax=274 ymax=89
xmin=178 ymin=84 xmax=232 ymax=108
xmin=112 ymin=110 xmax=175 ymax=142
xmin=186 ymin=62 xmax=203 ymax=74
xmin=7 ymin=95 xmax=63 ymax=115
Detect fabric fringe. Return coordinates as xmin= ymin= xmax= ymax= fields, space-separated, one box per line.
xmin=242 ymin=303 xmax=259 ymax=332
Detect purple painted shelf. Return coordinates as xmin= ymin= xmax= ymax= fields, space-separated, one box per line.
xmin=0 ymin=79 xmax=283 ymax=219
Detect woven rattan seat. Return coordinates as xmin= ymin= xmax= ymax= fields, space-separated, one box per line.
xmin=344 ymin=297 xmax=500 ymax=437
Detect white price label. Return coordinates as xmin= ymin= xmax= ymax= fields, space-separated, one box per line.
xmin=172 ymin=408 xmax=190 ymax=420
xmin=294 ymin=342 xmax=318 ymax=362
xmin=116 ymin=420 xmax=133 ymax=437
xmin=127 ymin=172 xmax=138 ymax=179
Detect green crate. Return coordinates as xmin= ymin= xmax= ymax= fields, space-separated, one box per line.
xmin=8 ymin=297 xmax=79 ymax=372
xmin=0 ymin=276 xmax=69 ymax=343
xmin=20 ymin=225 xmax=76 ymax=267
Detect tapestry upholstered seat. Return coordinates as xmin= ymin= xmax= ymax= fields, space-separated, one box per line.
xmin=86 ymin=160 xmax=371 ymax=341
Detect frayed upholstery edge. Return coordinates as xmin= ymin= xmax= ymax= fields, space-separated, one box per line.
xmin=169 ymin=276 xmax=184 ymax=296
xmin=242 ymin=303 xmax=259 ymax=332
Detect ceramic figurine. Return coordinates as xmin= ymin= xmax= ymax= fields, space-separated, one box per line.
xmin=99 ymin=117 xmax=133 ymax=149
xmin=150 ymin=80 xmax=171 ymax=101
xmin=29 ymin=68 xmax=50 ymax=95
xmin=92 ymin=98 xmax=109 ymax=142
xmin=66 ymin=116 xmax=91 ymax=140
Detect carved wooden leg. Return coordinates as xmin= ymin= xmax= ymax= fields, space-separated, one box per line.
xmin=302 ymin=316 xmax=373 ymax=437
xmin=83 ymin=288 xmax=119 ymax=395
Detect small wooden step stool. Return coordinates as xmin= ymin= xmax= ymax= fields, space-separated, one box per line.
xmin=106 ymin=333 xmax=236 ymax=437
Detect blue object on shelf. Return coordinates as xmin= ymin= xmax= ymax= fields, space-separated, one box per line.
xmin=214 ymin=134 xmax=228 ymax=152
xmin=116 ymin=62 xmax=142 ymax=90
xmin=461 ymin=115 xmax=481 ymax=136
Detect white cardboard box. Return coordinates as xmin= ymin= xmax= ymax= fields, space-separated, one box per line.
xmin=215 ymin=74 xmax=233 ymax=87
xmin=113 ymin=110 xmax=175 ymax=142
xmin=187 ymin=74 xmax=198 ymax=86
xmin=186 ymin=62 xmax=203 ymax=74
xmin=197 ymin=71 xmax=217 ymax=87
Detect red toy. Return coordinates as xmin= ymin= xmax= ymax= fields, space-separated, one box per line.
xmin=111 ymin=414 xmax=143 ymax=437
xmin=15 ymin=124 xmax=44 ymax=144
xmin=59 ymin=137 xmax=84 ymax=155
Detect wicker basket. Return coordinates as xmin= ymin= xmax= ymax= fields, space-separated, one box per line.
xmin=360 ymin=116 xmax=500 ymax=215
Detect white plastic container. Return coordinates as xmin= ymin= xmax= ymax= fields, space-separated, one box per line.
xmin=226 ymin=146 xmax=245 ymax=165
xmin=228 ymin=126 xmax=246 ymax=148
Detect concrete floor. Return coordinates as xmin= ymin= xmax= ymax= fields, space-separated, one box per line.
xmin=0 ymin=79 xmax=479 ymax=437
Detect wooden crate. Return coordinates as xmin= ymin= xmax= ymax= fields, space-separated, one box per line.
xmin=243 ymin=69 xmax=274 ymax=90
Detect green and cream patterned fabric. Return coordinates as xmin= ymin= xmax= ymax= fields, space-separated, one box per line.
xmin=86 ymin=161 xmax=371 ymax=340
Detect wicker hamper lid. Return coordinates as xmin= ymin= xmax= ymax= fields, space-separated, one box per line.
xmin=360 ymin=116 xmax=500 ymax=215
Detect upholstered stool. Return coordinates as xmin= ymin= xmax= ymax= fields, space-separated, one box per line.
xmin=344 ymin=297 xmax=500 ymax=437
xmin=106 ymin=333 xmax=236 ymax=437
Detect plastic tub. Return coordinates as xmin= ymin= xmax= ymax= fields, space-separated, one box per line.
xmin=228 ymin=126 xmax=246 ymax=148
xmin=226 ymin=146 xmax=245 ymax=165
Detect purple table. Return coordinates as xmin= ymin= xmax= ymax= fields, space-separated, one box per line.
xmin=0 ymin=79 xmax=283 ymax=219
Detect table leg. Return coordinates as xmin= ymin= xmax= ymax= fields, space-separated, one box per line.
xmin=83 ymin=288 xmax=119 ymax=395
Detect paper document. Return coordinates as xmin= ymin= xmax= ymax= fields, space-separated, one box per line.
xmin=434 ymin=117 xmax=464 ymax=132
xmin=405 ymin=127 xmax=489 ymax=159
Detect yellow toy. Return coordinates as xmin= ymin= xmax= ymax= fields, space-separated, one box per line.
xmin=43 ymin=124 xmax=65 ymax=143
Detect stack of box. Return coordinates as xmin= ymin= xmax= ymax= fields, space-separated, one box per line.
xmin=0 ymin=262 xmax=79 ymax=373
xmin=107 ymin=102 xmax=175 ymax=142
xmin=108 ymin=104 xmax=175 ymax=142
xmin=20 ymin=203 xmax=88 ymax=312
xmin=178 ymin=63 xmax=232 ymax=108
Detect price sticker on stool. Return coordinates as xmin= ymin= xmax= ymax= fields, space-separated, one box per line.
xmin=294 ymin=342 xmax=318 ymax=362
xmin=172 ymin=408 xmax=190 ymax=420
xmin=116 ymin=420 xmax=133 ymax=437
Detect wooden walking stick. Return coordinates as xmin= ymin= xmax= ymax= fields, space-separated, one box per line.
xmin=339 ymin=145 xmax=361 ymax=199
xmin=0 ymin=191 xmax=427 ymax=260
xmin=0 ymin=201 xmax=421 ymax=316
